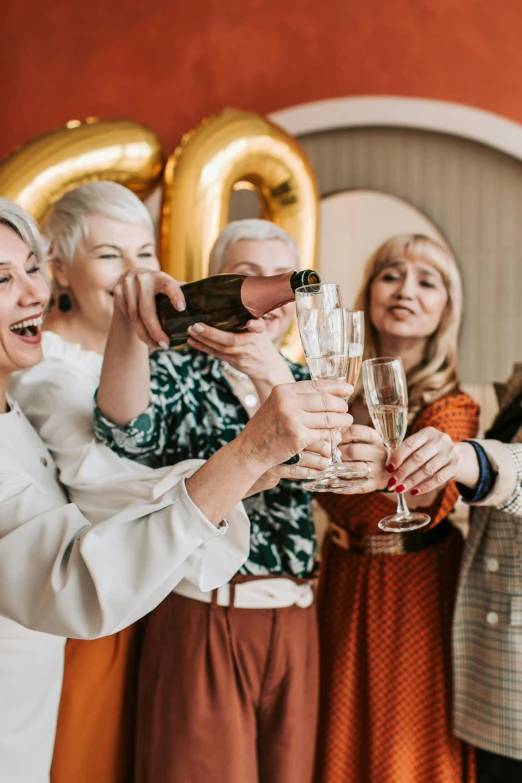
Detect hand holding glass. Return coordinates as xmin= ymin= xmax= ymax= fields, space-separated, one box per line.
xmin=362 ymin=357 xmax=430 ymax=532
xmin=296 ymin=284 xmax=365 ymax=492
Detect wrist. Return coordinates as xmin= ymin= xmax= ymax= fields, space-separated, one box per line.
xmin=253 ymin=359 xmax=294 ymax=393
xmin=108 ymin=306 xmax=142 ymax=349
xmin=454 ymin=441 xmax=481 ymax=489
xmin=220 ymin=436 xmax=272 ymax=480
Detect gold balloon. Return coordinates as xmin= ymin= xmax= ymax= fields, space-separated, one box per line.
xmin=161 ymin=109 xmax=319 ymax=362
xmin=0 ymin=118 xmax=165 ymax=222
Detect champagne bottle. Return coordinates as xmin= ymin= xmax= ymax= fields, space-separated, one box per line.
xmin=156 ymin=269 xmax=320 ymax=349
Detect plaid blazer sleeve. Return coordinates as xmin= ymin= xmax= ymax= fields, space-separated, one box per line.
xmin=466 ymin=440 xmax=522 ymax=514
xmin=454 ymin=435 xmax=522 ymax=757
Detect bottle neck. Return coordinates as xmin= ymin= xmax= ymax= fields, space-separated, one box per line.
xmin=240 ymin=272 xmax=296 ymax=318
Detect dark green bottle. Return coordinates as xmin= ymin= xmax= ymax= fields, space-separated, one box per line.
xmin=156 ymin=269 xmax=321 ymax=349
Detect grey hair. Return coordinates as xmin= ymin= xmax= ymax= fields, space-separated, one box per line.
xmin=208 ymin=219 xmax=300 ymax=275
xmin=43 ymin=181 xmax=155 ymax=265
xmin=0 ymin=197 xmax=48 ymax=267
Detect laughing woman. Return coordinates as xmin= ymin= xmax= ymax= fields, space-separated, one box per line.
xmin=9 ymin=181 xmax=165 ymax=783
xmin=0 ymin=197 xmax=352 ymax=783
xmin=316 ymin=235 xmax=480 ymax=783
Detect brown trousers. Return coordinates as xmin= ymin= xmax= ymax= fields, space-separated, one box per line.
xmin=51 ymin=626 xmax=140 ymax=783
xmin=135 ymin=589 xmax=319 ymax=783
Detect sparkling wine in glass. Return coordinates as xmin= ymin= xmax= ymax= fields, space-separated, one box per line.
xmin=344 ymin=310 xmax=365 ymax=388
xmin=338 ymin=309 xmax=368 ymax=484
xmin=296 ymin=283 xmax=363 ymax=492
xmin=362 ymin=356 xmax=431 ymax=532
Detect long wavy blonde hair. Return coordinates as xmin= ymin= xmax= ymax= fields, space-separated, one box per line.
xmin=354 ymin=233 xmax=463 ymax=422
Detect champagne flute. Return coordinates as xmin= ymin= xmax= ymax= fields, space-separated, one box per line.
xmin=337 ymin=309 xmax=368 ymax=484
xmin=344 ymin=310 xmax=364 ymax=388
xmin=362 ymin=356 xmax=431 ymax=532
xmin=296 ymin=284 xmax=363 ymax=492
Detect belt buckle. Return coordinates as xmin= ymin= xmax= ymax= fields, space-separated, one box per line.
xmin=328 ymin=522 xmax=350 ymax=551
xmin=366 ymin=534 xmax=406 ymax=555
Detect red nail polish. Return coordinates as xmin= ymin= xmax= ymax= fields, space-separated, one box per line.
xmin=388 ymin=476 xmax=397 ymax=488
xmin=411 ymin=488 xmax=420 ymax=496
xmin=386 ymin=463 xmax=396 ymax=473
xmin=396 ymin=484 xmax=406 ymax=493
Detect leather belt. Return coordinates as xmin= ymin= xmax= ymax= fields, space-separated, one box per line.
xmin=328 ymin=518 xmax=453 ymax=555
xmin=174 ymin=575 xmax=315 ymax=608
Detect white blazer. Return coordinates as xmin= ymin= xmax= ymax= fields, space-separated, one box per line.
xmin=2 ymin=333 xmax=250 ymax=782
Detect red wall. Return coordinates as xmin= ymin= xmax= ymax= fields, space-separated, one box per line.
xmin=2 ymin=0 xmax=522 ymax=160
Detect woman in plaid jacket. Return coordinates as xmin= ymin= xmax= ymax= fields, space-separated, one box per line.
xmin=382 ymin=363 xmax=522 ymax=783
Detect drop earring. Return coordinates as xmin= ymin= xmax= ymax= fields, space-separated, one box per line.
xmin=57 ymin=292 xmax=73 ymax=313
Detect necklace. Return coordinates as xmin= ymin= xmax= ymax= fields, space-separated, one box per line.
xmin=221 ymin=361 xmax=259 ymax=409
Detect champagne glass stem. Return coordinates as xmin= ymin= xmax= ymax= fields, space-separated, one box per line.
xmin=387 ymin=444 xmax=411 ymax=519
xmin=330 ymin=428 xmax=343 ymax=465
xmin=396 ymin=491 xmax=411 ymax=519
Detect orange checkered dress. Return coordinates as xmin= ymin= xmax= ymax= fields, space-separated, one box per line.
xmin=315 ymin=391 xmax=479 ymax=783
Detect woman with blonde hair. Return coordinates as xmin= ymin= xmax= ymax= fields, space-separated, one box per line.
xmin=315 ymin=234 xmax=480 ymax=783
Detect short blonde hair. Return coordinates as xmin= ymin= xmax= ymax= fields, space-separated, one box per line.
xmin=208 ymin=219 xmax=300 ymax=276
xmin=354 ymin=233 xmax=463 ymax=421
xmin=0 ymin=198 xmax=47 ymax=267
xmin=43 ymin=181 xmax=154 ymax=265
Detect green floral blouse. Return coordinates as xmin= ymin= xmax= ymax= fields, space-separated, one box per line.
xmin=93 ymin=348 xmax=316 ymax=577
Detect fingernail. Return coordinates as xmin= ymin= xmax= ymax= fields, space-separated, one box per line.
xmin=191 ymin=323 xmax=205 ymax=333
xmin=411 ymin=488 xmax=420 ymax=496
xmin=395 ymin=484 xmax=406 ymax=493
xmin=387 ymin=476 xmax=397 ymax=488
xmin=158 ymin=341 xmax=169 ymax=350
xmin=335 ymin=432 xmax=342 ymax=444
xmin=386 ymin=463 xmax=395 ymax=473
xmin=176 ymin=300 xmax=186 ymax=311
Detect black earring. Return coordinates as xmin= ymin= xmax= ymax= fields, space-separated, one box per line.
xmin=58 ymin=292 xmax=73 ymax=313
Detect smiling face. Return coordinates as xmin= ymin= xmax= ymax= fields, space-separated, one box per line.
xmin=219 ymin=238 xmax=297 ymax=346
xmin=369 ymin=255 xmax=449 ymax=349
xmin=53 ymin=215 xmax=159 ymax=337
xmin=0 ymin=224 xmax=50 ymax=387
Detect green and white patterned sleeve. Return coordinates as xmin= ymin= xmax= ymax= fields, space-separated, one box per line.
xmin=93 ymin=352 xmax=184 ymax=464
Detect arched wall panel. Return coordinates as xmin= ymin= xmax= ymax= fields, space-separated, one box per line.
xmin=295 ymin=126 xmax=522 ymax=384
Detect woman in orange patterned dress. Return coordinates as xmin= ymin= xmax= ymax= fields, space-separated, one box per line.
xmin=315 ymin=234 xmax=479 ymax=783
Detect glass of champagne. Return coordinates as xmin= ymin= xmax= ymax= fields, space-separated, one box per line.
xmin=362 ymin=356 xmax=431 ymax=532
xmin=296 ymin=283 xmax=362 ymax=492
xmin=337 ymin=309 xmax=368 ymax=484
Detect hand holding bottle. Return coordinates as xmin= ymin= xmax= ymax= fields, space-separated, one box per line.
xmin=186 ymin=318 xmax=294 ymax=387
xmin=112 ymin=269 xmax=186 ymax=351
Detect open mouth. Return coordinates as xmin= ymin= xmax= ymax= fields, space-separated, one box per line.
xmin=389 ymin=306 xmax=415 ymax=316
xmin=10 ymin=315 xmax=43 ymax=341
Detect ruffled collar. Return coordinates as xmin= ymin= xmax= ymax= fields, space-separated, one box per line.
xmin=41 ymin=331 xmax=103 ymax=376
